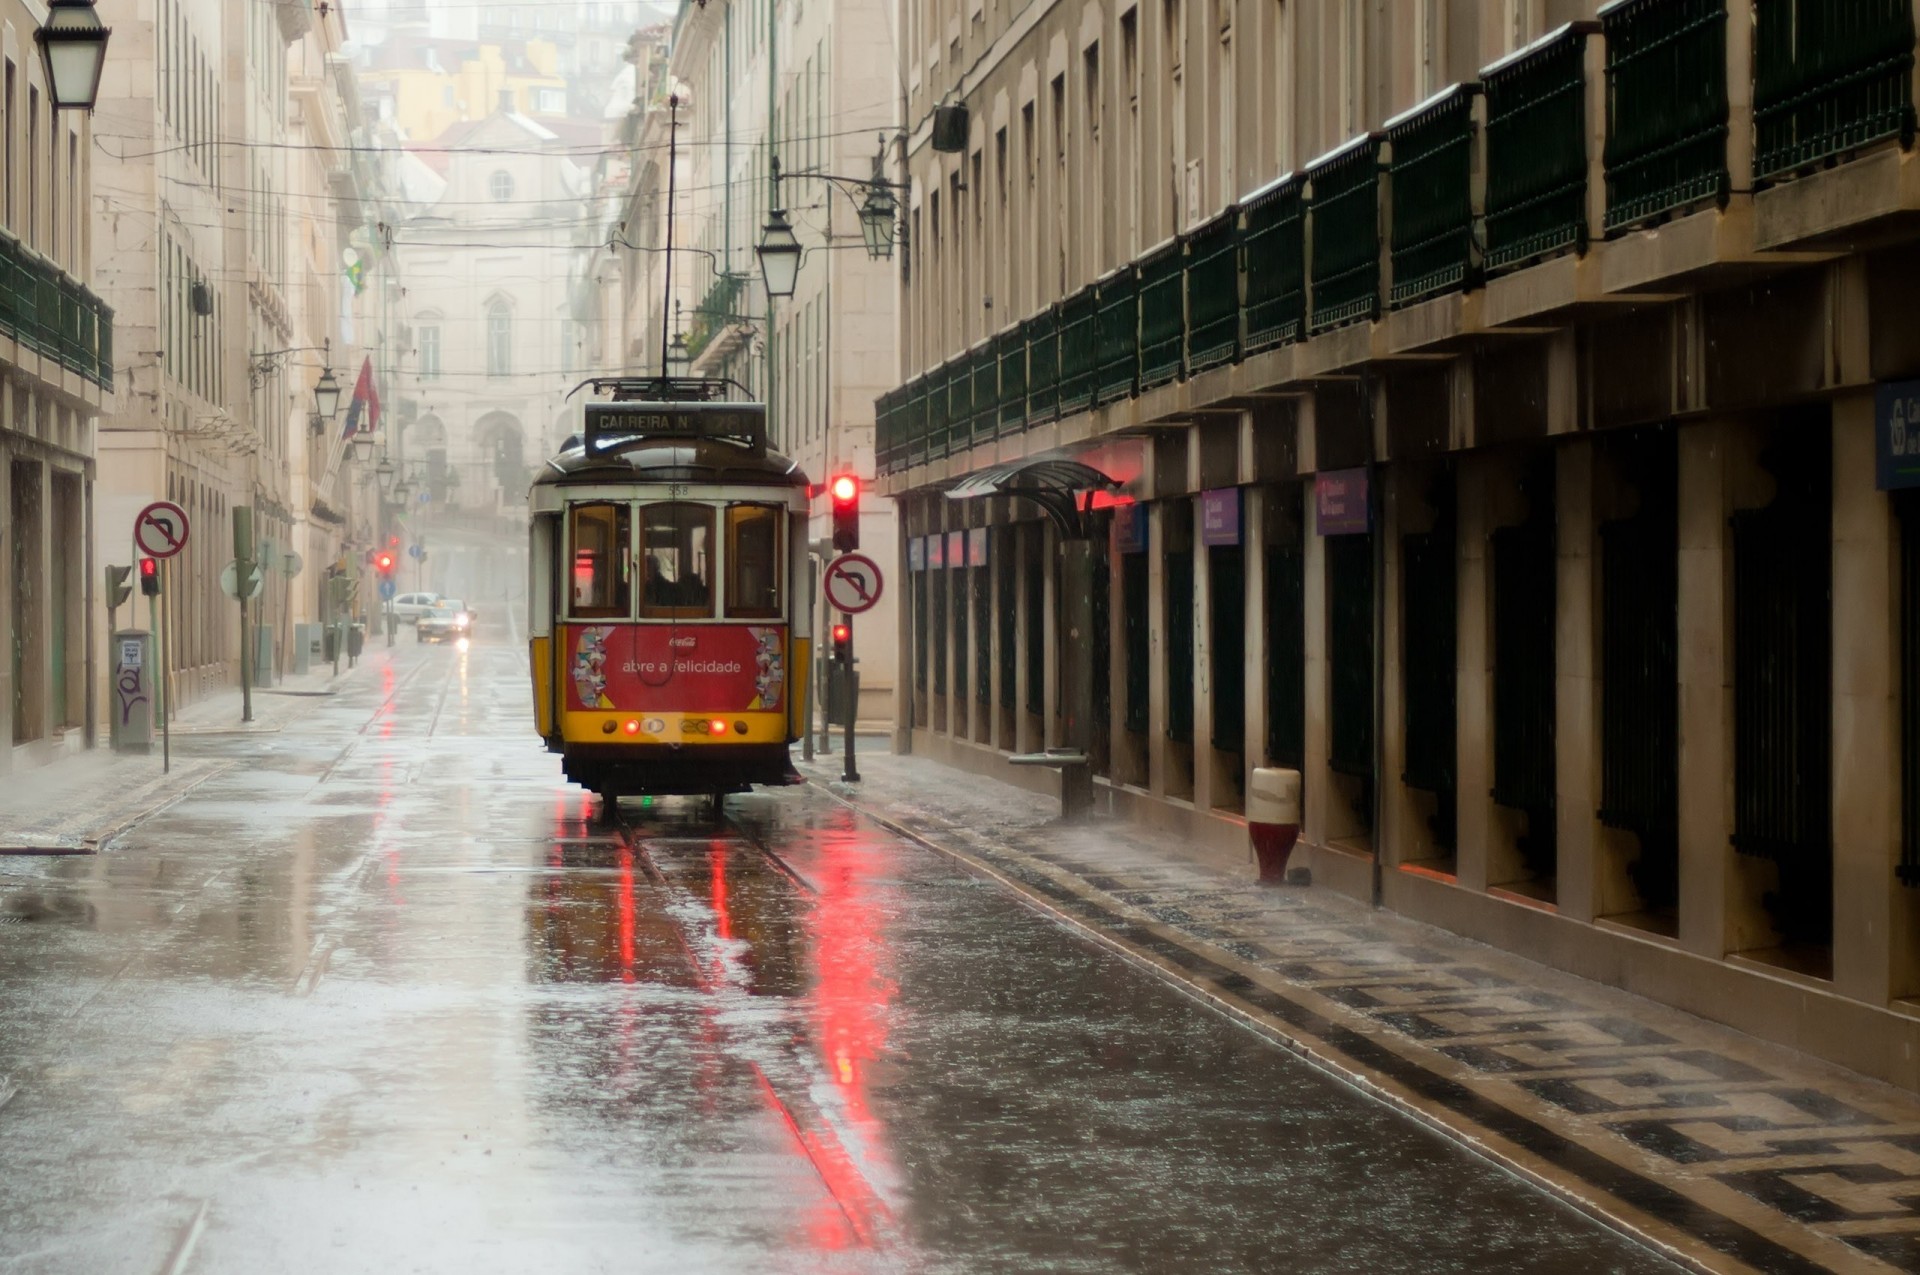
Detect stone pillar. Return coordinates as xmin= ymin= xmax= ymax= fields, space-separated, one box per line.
xmin=1147 ymin=501 xmax=1169 ymax=796
xmin=1378 ymin=469 xmax=1410 ymax=869
xmin=1301 ymin=494 xmax=1333 ymax=848
xmin=1244 ymin=490 xmax=1269 ymax=768
xmin=1455 ymin=456 xmax=1492 ymax=893
xmin=1676 ymin=420 xmax=1736 ymax=960
xmin=1192 ymin=494 xmax=1217 ymax=812
xmin=1557 ymin=439 xmax=1601 ymax=924
xmin=1041 ymin=520 xmax=1060 ymax=750
xmin=1831 ymin=393 xmax=1897 ymax=1002
xmin=1013 ymin=521 xmax=1035 ymax=754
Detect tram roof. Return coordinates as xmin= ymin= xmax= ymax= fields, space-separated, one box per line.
xmin=533 ymin=434 xmax=810 ymax=489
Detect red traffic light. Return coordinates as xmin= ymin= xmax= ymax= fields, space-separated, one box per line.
xmin=830 ymin=474 xmax=860 ymax=551
xmin=832 ymin=623 xmax=851 ymax=643
xmin=830 ymin=475 xmax=858 ymax=504
xmin=139 ymin=557 xmax=160 ymax=597
xmin=374 ymin=552 xmax=396 ymax=574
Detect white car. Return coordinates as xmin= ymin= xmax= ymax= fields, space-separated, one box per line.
xmin=389 ymin=591 xmax=441 ymax=622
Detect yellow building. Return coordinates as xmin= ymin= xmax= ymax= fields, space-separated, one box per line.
xmin=363 ymin=37 xmax=567 ymax=141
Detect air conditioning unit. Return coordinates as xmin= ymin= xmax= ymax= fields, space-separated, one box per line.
xmin=931 ymin=103 xmax=968 ymax=153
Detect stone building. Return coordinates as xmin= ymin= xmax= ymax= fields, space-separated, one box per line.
xmin=881 ymin=0 xmax=1920 ymax=1088
xmin=616 ymin=0 xmax=902 ymax=721
xmin=0 ymin=0 xmax=114 ymax=773
xmin=91 ymin=0 xmax=384 ymax=712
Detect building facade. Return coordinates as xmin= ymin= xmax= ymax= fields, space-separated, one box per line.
xmin=883 ymin=0 xmax=1920 ymax=1089
xmin=1 ymin=0 xmax=114 ymax=773
xmin=617 ymin=0 xmax=902 ymax=721
xmin=92 ymin=0 xmax=385 ymax=713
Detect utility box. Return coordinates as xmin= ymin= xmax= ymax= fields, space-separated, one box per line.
xmin=825 ymin=660 xmax=855 ymax=726
xmin=291 ymin=623 xmax=314 ymax=675
xmin=348 ymin=623 xmax=366 ymax=658
xmin=254 ymin=624 xmax=275 ymax=686
xmin=109 ymin=629 xmax=155 ymax=753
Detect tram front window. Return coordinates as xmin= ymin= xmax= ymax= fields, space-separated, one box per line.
xmin=569 ymin=503 xmax=630 ymax=618
xmin=641 ymin=502 xmax=714 ymax=617
xmin=726 ymin=505 xmax=783 ymax=619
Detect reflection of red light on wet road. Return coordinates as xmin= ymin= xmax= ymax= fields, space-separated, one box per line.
xmin=616 ymin=844 xmax=636 ymax=984
xmin=752 ymin=1062 xmax=886 ymax=1251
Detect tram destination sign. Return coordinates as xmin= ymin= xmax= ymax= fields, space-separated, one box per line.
xmin=585 ymin=402 xmax=767 ymax=453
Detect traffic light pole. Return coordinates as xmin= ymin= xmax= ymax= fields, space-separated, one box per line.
xmin=841 ymin=611 xmax=859 ymax=784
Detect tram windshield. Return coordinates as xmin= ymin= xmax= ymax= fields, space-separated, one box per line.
xmin=726 ymin=505 xmax=783 ymax=619
xmin=640 ymin=502 xmax=714 ymax=617
xmin=569 ymin=503 xmax=630 ymax=618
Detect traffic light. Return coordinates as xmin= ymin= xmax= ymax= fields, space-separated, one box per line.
xmin=374 ymin=550 xmax=396 ymax=576
xmin=830 ymin=474 xmax=860 ymax=551
xmin=105 ymin=565 xmax=133 ymax=609
xmin=831 ymin=620 xmax=852 ymax=665
xmin=138 ymin=557 xmax=160 ymax=597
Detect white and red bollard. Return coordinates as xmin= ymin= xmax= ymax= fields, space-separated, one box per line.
xmin=1247 ymin=767 xmax=1303 ymax=885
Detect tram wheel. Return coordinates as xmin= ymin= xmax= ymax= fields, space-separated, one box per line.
xmin=599 ymin=791 xmax=619 ymax=821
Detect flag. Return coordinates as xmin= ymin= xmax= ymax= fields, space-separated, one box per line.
xmin=343 ymin=357 xmax=380 ymax=438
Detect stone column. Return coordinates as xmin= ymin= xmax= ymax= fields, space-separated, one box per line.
xmin=1556 ymin=439 xmax=1601 ymax=924
xmin=1676 ymin=420 xmax=1735 ymax=960
xmin=1301 ymin=495 xmax=1333 ymax=848
xmin=1831 ymin=393 xmax=1897 ymax=1002
xmin=1192 ymin=494 xmax=1217 ymax=811
xmin=1147 ymin=501 xmax=1169 ymax=796
xmin=1244 ymin=490 xmax=1269 ymax=768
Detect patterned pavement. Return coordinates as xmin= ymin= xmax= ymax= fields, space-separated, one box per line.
xmin=804 ymin=748 xmax=1920 ymax=1275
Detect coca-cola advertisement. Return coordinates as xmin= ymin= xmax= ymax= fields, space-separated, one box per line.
xmin=565 ymin=625 xmax=785 ymax=712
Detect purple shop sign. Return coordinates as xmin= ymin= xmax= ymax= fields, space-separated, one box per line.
xmin=1316 ymin=467 xmax=1371 ymax=535
xmin=1200 ymin=488 xmax=1242 ymax=547
xmin=1113 ymin=503 xmax=1148 ymax=554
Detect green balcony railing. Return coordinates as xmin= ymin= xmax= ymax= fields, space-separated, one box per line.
xmin=945 ymin=356 xmax=972 ymax=456
xmin=996 ymin=326 xmax=1027 ymax=435
xmin=0 ymin=229 xmax=113 ymax=389
xmin=684 ymin=272 xmax=743 ymax=360
xmin=1058 ymin=285 xmax=1098 ymax=415
xmin=1242 ymin=174 xmax=1306 ymax=353
xmin=1184 ymin=209 xmax=1239 ymax=372
xmin=1137 ymin=239 xmax=1185 ymax=390
xmin=876 ymin=387 xmax=904 ymax=473
xmin=1387 ymin=84 xmax=1481 ymax=308
xmin=969 ymin=341 xmax=998 ymax=444
xmin=1602 ymin=0 xmax=1730 ymax=231
xmin=1755 ymin=0 xmax=1915 ymax=179
xmin=925 ymin=362 xmax=952 ymax=462
xmin=1308 ymin=135 xmax=1383 ymax=332
xmin=1025 ymin=306 xmax=1059 ymax=425
xmin=1485 ymin=22 xmax=1597 ymax=274
xmin=1094 ymin=265 xmax=1139 ymax=404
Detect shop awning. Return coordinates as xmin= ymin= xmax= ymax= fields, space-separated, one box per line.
xmin=943 ymin=457 xmax=1122 ymax=539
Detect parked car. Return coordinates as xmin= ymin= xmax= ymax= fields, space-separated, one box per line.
xmin=416 ymin=605 xmax=470 ymax=644
xmin=390 ymin=591 xmax=441 ymax=622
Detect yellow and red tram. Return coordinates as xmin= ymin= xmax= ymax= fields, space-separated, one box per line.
xmin=528 ymin=382 xmax=812 ymax=806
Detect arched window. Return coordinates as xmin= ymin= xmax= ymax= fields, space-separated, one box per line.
xmin=489 ymin=170 xmax=514 ymax=201
xmin=487 ymin=301 xmax=511 ymax=376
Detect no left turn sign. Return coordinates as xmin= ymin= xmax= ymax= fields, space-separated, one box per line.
xmin=134 ymin=500 xmax=191 ymax=559
xmin=824 ymin=553 xmax=884 ymax=614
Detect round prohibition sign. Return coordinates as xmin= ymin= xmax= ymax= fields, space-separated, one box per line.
xmin=134 ymin=500 xmax=191 ymax=559
xmin=823 ymin=552 xmax=885 ymax=614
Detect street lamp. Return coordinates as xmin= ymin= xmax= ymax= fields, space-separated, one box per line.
xmin=376 ymin=457 xmax=396 ymax=491
xmin=350 ymin=436 xmax=376 ymax=464
xmin=666 ymin=331 xmax=692 ymax=378
xmin=756 ymin=207 xmax=802 ymax=299
xmin=858 ymin=183 xmax=899 ymax=261
xmin=35 ymin=0 xmax=111 ymax=112
xmin=314 ymin=366 xmax=342 ymax=419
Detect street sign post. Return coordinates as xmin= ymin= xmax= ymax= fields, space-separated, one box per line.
xmin=133 ymin=500 xmax=190 ymax=559
xmin=823 ymin=552 xmax=884 ymax=614
xmin=220 ymin=560 xmax=266 ymax=600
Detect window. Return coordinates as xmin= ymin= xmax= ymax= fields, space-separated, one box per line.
xmin=641 ymin=503 xmax=715 ymax=617
xmin=489 ymin=170 xmax=514 ymax=200
xmin=487 ymin=302 xmax=511 ymax=376
xmin=569 ymin=503 xmax=630 ymax=617
xmin=419 ymin=325 xmax=441 ymax=378
xmin=726 ymin=505 xmax=784 ymax=618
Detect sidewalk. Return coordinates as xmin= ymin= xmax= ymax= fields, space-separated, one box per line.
xmin=0 ymin=656 xmax=362 ymax=852
xmin=804 ymin=747 xmax=1920 ymax=1275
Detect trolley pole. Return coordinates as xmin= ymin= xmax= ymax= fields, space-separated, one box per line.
xmin=841 ymin=613 xmax=859 ymax=784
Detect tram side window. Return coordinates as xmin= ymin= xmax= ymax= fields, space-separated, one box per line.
xmin=726 ymin=505 xmax=784 ymax=619
xmin=641 ymin=502 xmax=715 ymax=617
xmin=570 ymin=503 xmax=631 ymax=618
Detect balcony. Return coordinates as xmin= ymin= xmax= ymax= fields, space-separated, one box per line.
xmin=875 ymin=12 xmax=1920 ymax=479
xmin=0 ymin=229 xmax=114 ymax=392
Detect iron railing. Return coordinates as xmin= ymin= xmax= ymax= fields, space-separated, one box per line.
xmin=1755 ymin=0 xmax=1915 ymax=179
xmin=1485 ymin=24 xmax=1598 ymax=273
xmin=996 ymin=326 xmax=1027 ymax=434
xmin=684 ymin=272 xmax=743 ymax=360
xmin=1185 ymin=209 xmax=1240 ymax=372
xmin=1242 ymin=175 xmax=1307 ymax=354
xmin=1308 ymin=136 xmax=1384 ymax=332
xmin=968 ymin=342 xmax=998 ymax=445
xmin=1095 ymin=265 xmax=1139 ymax=404
xmin=1025 ymin=307 xmax=1060 ymax=425
xmin=1138 ymin=239 xmax=1185 ymax=390
xmin=1387 ymin=85 xmax=1482 ymax=307
xmin=1602 ymin=0 xmax=1730 ymax=230
xmin=0 ymin=229 xmax=114 ymax=389
xmin=1058 ymin=285 xmax=1098 ymax=416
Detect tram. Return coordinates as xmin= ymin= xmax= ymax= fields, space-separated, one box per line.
xmin=528 ymin=378 xmax=812 ymax=807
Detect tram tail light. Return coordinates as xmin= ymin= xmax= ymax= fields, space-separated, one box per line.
xmin=623 ymin=719 xmax=642 ymax=735
xmin=708 ymin=718 xmax=728 ymax=736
